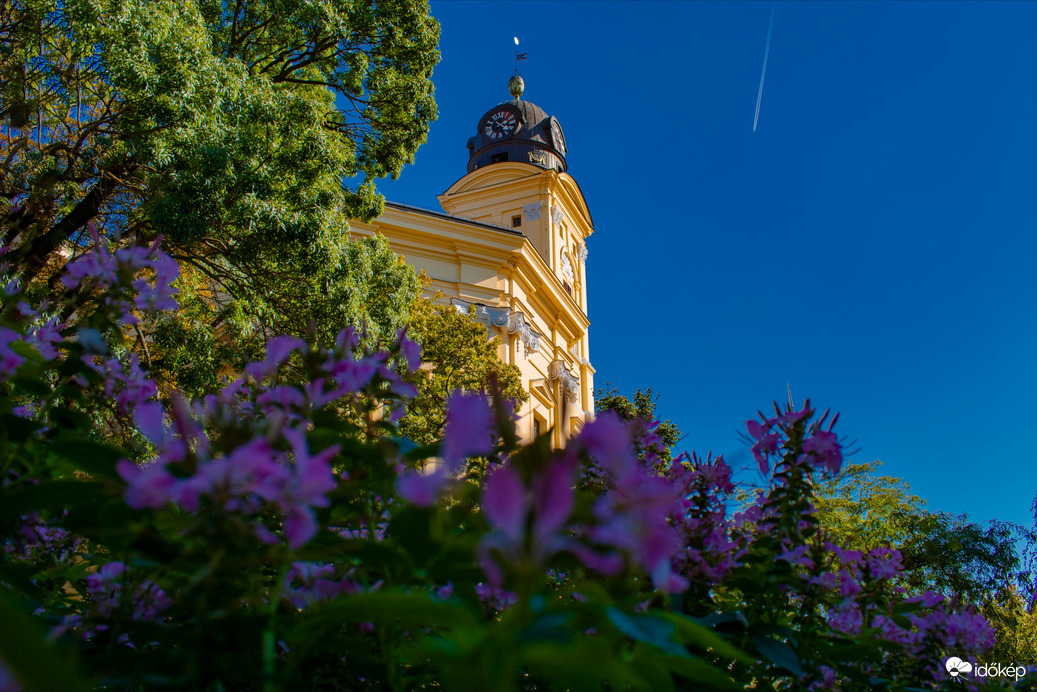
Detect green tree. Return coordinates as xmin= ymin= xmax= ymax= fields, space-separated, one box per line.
xmin=399 ymin=300 xmax=526 ymax=447
xmin=815 ymin=461 xmax=1034 ymax=604
xmin=594 ymin=383 xmax=682 ymax=464
xmin=982 ymin=586 xmax=1037 ymax=666
xmin=1 ymin=0 xmax=438 ymax=354
xmin=147 ymin=233 xmax=422 ymax=398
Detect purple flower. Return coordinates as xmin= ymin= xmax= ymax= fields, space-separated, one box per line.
xmin=0 ymin=327 xmax=26 ymax=380
xmin=398 ymin=329 xmax=422 ymax=371
xmin=278 ymin=437 xmax=339 ymax=549
xmin=474 ymin=582 xmax=518 ymax=611
xmin=61 ymin=229 xmax=179 ymax=323
xmin=396 ymin=467 xmax=447 ymax=508
xmin=117 ymin=458 xmax=179 ymax=509
xmin=27 ymin=318 xmax=63 ymax=360
xmin=326 ymin=357 xmax=377 ymax=393
xmin=578 ymin=413 xmax=637 ymax=479
xmin=284 ymin=562 xmax=344 ymax=609
xmin=799 ymin=431 xmax=842 ymax=475
xmin=838 ymin=569 xmax=861 ymax=597
xmin=246 ymin=336 xmax=305 ymax=380
xmin=776 ymin=544 xmax=814 ymax=570
xmin=84 ymin=562 xmax=170 ymax=623
xmin=441 ymin=391 xmax=496 ymax=468
xmin=829 ymin=599 xmax=863 ymax=635
xmin=85 ymin=562 xmax=127 ymax=617
xmin=907 ymin=591 xmax=945 ymax=608
xmin=866 ymin=547 xmax=902 ymax=581
xmin=85 ymin=354 xmax=158 ymax=416
xmin=179 ymin=437 xmax=282 ymax=512
xmin=745 ymin=418 xmax=782 ymax=476
xmin=478 ymin=458 xmax=577 ymax=586
xmin=483 ymin=465 xmax=526 ymax=540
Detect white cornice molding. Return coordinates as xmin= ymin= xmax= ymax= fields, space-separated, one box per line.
xmin=452 ymin=299 xmax=542 ymax=355
xmin=548 ymin=360 xmax=580 ymax=403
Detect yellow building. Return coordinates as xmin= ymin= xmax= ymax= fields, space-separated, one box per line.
xmin=350 ymin=77 xmax=594 ymax=446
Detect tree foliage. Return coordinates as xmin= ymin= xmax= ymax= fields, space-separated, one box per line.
xmin=1 ymin=0 xmax=439 ymax=369
xmin=595 ymin=383 xmax=682 ymax=464
xmin=399 ymin=300 xmax=526 ymax=447
xmin=815 ymin=461 xmax=1035 ymax=605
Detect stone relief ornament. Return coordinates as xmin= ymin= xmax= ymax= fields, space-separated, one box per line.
xmin=560 ymin=253 xmax=574 ymax=282
xmin=523 ymin=202 xmax=542 ymax=221
xmin=551 ymin=205 xmax=565 ymax=226
xmin=452 ymin=299 xmax=541 ymax=355
xmin=548 ymin=360 xmax=580 ymax=403
xmin=578 ymin=242 xmax=588 ymax=262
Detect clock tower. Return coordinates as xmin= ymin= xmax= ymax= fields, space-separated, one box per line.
xmin=350 ymin=77 xmax=595 ymax=445
xmin=467 ymin=75 xmax=567 ymax=174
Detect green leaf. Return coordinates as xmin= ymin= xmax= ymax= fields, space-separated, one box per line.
xmin=51 ymin=439 xmax=125 ymax=478
xmin=663 ymin=656 xmax=743 ymax=690
xmin=0 ymin=413 xmax=37 ymax=443
xmin=298 ymin=591 xmax=474 ymax=637
xmin=606 ymin=607 xmax=688 ymax=658
xmin=0 ymin=588 xmax=88 ymax=691
xmin=386 ymin=506 xmax=436 ymax=566
xmin=658 ymin=612 xmax=755 ymax=664
xmin=750 ymin=635 xmax=803 ymax=676
xmin=8 ymin=376 xmax=51 ymax=397
xmin=516 ymin=612 xmax=574 ymax=645
xmin=521 ymin=638 xmax=644 ymax=692
xmin=0 ymin=480 xmax=111 ymax=519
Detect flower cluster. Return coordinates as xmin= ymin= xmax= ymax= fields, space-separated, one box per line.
xmin=575 ymin=414 xmax=689 ymax=592
xmin=83 ymin=562 xmax=171 ymax=624
xmin=61 ymin=226 xmax=179 ymax=326
xmin=117 ymin=406 xmax=338 ymax=549
xmin=282 ymin=562 xmax=375 ymax=610
xmin=396 ymin=389 xmax=496 ymax=507
xmin=746 ymin=401 xmax=842 ymax=477
xmin=0 ymin=238 xmax=1010 ymax=691
xmin=669 ymin=452 xmax=742 ymax=588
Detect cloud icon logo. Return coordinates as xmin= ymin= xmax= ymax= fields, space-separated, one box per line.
xmin=945 ymin=657 xmax=973 ymax=678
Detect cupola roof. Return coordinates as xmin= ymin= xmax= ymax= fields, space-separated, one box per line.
xmin=466 ymin=79 xmax=567 ymax=174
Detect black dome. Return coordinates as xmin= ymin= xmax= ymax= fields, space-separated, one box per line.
xmin=467 ymin=96 xmax=566 ymax=173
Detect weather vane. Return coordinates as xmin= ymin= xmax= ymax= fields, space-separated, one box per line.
xmin=509 ymin=37 xmax=527 ymax=100
xmin=513 ymin=36 xmax=527 ymax=75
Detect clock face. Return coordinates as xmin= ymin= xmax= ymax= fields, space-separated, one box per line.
xmin=550 ymin=118 xmax=566 ymax=154
xmin=482 ymin=109 xmax=518 ymax=140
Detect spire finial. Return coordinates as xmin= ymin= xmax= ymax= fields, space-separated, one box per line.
xmin=508 ymin=75 xmax=524 ymax=100
xmin=511 ymin=37 xmax=527 ymax=100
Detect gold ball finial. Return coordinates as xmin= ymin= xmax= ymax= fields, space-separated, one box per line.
xmin=508 ymin=75 xmax=524 ymax=100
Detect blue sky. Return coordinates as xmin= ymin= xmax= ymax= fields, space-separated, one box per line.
xmin=378 ymin=1 xmax=1037 ymax=532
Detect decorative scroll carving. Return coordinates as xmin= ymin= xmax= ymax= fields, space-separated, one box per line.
xmin=578 ymin=243 xmax=588 ymax=262
xmin=452 ymin=299 xmax=541 ymax=355
xmin=507 ymin=311 xmax=541 ymax=354
xmin=523 ymin=202 xmax=542 ymax=220
xmin=560 ymin=253 xmax=574 ymax=282
xmin=551 ymin=205 xmax=565 ymax=226
xmin=548 ymin=360 xmax=580 ymax=403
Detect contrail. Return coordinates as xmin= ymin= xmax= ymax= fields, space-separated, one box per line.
xmin=753 ymin=0 xmax=777 ymax=133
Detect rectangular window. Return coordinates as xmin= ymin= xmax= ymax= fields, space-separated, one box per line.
xmin=511 ymin=215 xmax=522 ymax=228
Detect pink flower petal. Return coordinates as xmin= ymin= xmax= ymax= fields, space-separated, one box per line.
xmin=482 ymin=465 xmax=526 ymax=540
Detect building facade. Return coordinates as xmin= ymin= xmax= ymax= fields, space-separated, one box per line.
xmin=350 ymin=79 xmax=594 ymax=446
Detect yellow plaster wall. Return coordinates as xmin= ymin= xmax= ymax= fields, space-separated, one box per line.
xmin=351 ymin=162 xmax=595 ymax=445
